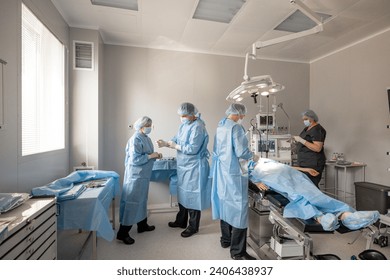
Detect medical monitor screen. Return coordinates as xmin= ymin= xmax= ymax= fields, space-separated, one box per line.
xmin=258 ymin=139 xmax=276 ymax=153
xmin=257 ymin=113 xmax=275 ymax=129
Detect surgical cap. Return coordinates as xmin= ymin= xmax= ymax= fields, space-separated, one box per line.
xmin=225 ymin=103 xmax=247 ymax=116
xmin=302 ymin=109 xmax=319 ymax=122
xmin=177 ymin=102 xmax=198 ymax=116
xmin=134 ymin=116 xmax=152 ymax=131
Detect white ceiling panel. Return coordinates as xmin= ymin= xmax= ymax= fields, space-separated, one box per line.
xmin=51 ymin=0 xmax=390 ymax=62
xmin=98 ymin=11 xmax=138 ymax=34
xmin=181 ymin=20 xmax=228 ymax=50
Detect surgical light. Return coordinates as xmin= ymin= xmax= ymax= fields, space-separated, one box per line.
xmin=226 ymin=0 xmax=323 ymax=104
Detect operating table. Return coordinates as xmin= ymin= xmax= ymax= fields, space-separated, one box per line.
xmin=247 ymin=181 xmax=378 ymax=260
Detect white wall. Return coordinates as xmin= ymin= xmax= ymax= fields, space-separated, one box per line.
xmin=102 ymin=45 xmax=310 ymax=205
xmin=69 ymin=28 xmax=103 ymax=171
xmin=0 ymin=0 xmax=69 ymax=192
xmin=310 ymin=29 xmax=390 ymax=186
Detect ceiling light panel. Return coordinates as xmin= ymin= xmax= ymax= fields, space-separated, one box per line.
xmin=193 ymin=0 xmax=246 ymax=24
xmin=91 ymin=0 xmax=138 ymax=11
xmin=275 ymin=9 xmax=331 ymax=33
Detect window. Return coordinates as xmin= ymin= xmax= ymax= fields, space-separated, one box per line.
xmin=21 ymin=4 xmax=65 ymax=156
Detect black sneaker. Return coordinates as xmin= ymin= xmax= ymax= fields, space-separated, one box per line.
xmin=137 ymin=225 xmax=155 ymax=233
xmin=168 ymin=221 xmax=187 ymax=229
xmin=231 ymin=253 xmax=256 ymax=260
xmin=116 ymin=235 xmax=135 ymax=245
xmin=180 ymin=228 xmax=198 ymax=238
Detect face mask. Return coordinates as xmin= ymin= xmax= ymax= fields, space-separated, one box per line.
xmin=143 ymin=127 xmax=152 ymax=134
xmin=303 ymin=120 xmax=311 ymax=127
xmin=237 ymin=119 xmax=243 ymax=125
xmin=181 ymin=117 xmax=190 ymax=124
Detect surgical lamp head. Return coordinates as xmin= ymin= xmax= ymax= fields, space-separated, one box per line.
xmin=177 ymin=102 xmax=198 ymax=116
xmin=134 ymin=116 xmax=152 ymax=131
xmin=301 ymin=109 xmax=319 ymax=122
xmin=226 ymin=75 xmax=285 ymax=103
xmin=225 ymin=103 xmax=247 ymax=116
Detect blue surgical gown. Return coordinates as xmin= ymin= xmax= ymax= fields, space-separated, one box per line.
xmin=249 ymin=158 xmax=354 ymax=220
xmin=172 ymin=118 xmax=211 ymax=211
xmin=211 ymin=118 xmax=254 ymax=229
xmin=119 ymin=132 xmax=156 ymax=226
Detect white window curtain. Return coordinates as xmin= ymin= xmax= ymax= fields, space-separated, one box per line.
xmin=21 ymin=4 xmax=65 ymax=156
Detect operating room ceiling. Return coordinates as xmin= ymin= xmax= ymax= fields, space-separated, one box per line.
xmin=51 ymin=0 xmax=390 ymax=63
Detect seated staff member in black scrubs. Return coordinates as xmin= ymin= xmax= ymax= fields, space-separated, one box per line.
xmin=293 ymin=109 xmax=326 ymax=188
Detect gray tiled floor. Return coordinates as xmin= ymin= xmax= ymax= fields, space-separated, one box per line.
xmin=57 ymin=207 xmax=390 ymax=260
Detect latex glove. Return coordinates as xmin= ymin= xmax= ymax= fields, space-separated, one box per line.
xmin=156 ymin=139 xmax=169 ymax=148
xmin=167 ymin=141 xmax=181 ymax=150
xmin=148 ymin=152 xmax=160 ymax=159
xmin=252 ymin=154 xmax=260 ymax=162
xmin=294 ymin=136 xmax=306 ymax=145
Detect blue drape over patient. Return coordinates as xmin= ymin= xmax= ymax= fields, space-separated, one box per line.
xmin=249 ymin=158 xmax=354 ymax=220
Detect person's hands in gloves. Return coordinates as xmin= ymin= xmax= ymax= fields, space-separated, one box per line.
xmin=148 ymin=152 xmax=162 ymax=160
xmin=156 ymin=139 xmax=169 ymax=148
xmin=293 ymin=136 xmax=306 ymax=145
xmin=167 ymin=141 xmax=181 ymax=150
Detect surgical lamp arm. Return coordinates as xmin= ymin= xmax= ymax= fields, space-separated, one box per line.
xmin=253 ymin=0 xmax=323 ymax=50
xmin=243 ymin=44 xmax=257 ymax=81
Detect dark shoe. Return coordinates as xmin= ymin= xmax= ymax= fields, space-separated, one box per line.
xmin=116 ymin=235 xmax=135 ymax=245
xmin=137 ymin=224 xmax=155 ymax=233
xmin=181 ymin=228 xmax=198 ymax=238
xmin=232 ymin=253 xmax=256 ymax=260
xmin=221 ymin=242 xmax=230 ymax=248
xmin=168 ymin=221 xmax=187 ymax=229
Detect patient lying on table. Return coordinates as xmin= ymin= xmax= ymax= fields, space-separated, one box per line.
xmin=249 ymin=158 xmax=379 ymax=231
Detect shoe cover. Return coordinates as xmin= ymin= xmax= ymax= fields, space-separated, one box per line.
xmin=319 ymin=213 xmax=339 ymax=231
xmin=341 ymin=211 xmax=380 ymax=230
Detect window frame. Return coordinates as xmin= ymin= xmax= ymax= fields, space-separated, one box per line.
xmin=19 ymin=3 xmax=68 ymax=160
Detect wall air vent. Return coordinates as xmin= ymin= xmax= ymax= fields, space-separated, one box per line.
xmin=74 ymin=41 xmax=94 ymax=70
xmin=275 ymin=9 xmax=331 ymax=33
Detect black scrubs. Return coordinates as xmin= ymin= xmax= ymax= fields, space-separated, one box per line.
xmin=296 ymin=124 xmax=326 ymax=187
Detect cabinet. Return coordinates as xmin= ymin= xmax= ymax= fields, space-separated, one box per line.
xmin=0 ymin=197 xmax=57 ymax=260
xmin=324 ymin=162 xmax=366 ymax=207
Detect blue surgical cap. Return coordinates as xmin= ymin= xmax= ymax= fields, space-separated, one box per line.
xmin=134 ymin=116 xmax=152 ymax=131
xmin=177 ymin=102 xmax=198 ymax=116
xmin=225 ymin=103 xmax=247 ymax=116
xmin=301 ymin=109 xmax=319 ymax=122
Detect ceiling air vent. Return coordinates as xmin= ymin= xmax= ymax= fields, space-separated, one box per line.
xmin=275 ymin=9 xmax=331 ymax=33
xmin=74 ymin=41 xmax=94 ymax=70
xmin=193 ymin=0 xmax=246 ymax=24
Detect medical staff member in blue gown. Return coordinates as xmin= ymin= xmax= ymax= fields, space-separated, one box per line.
xmin=211 ymin=103 xmax=258 ymax=260
xmin=117 ymin=116 xmax=162 ymax=245
xmin=157 ymin=102 xmax=211 ymax=238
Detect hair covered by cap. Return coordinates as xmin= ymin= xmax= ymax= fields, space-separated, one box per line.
xmin=177 ymin=102 xmax=198 ymax=116
xmin=225 ymin=103 xmax=247 ymax=116
xmin=302 ymin=109 xmax=319 ymax=122
xmin=134 ymin=116 xmax=152 ymax=130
